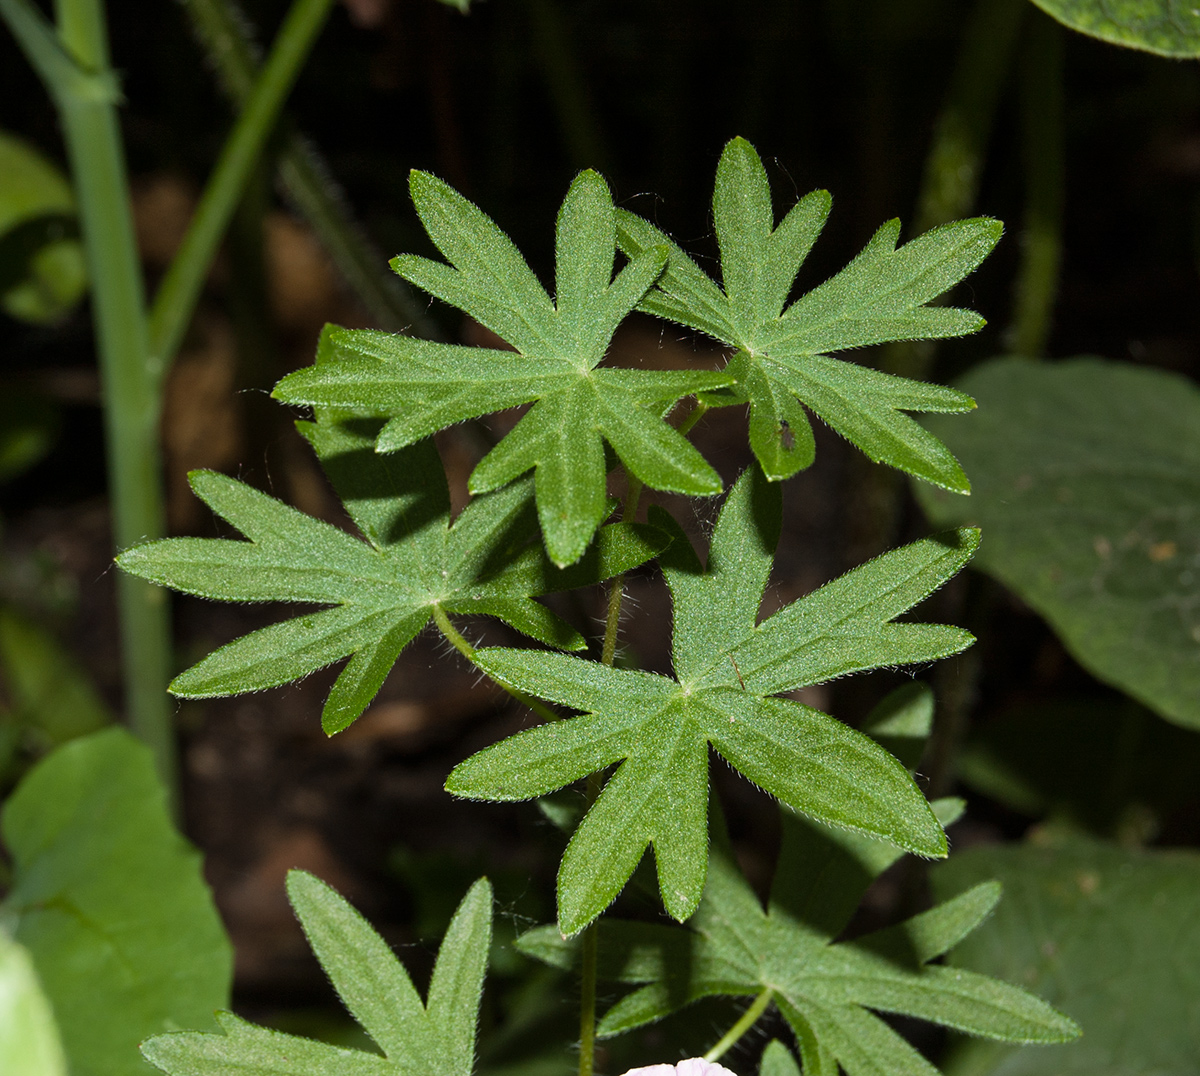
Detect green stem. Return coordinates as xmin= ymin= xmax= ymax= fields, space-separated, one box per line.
xmin=704 ymin=988 xmax=774 ymax=1063
xmin=177 ymin=0 xmax=438 ymax=337
xmin=0 ymin=0 xmax=178 ymax=797
xmin=430 ymin=604 xmax=560 ymax=725
xmin=147 ymin=0 xmax=336 ymax=375
xmin=1007 ymin=13 xmax=1065 ymax=358
xmin=580 ymin=477 xmax=644 ymax=1076
xmin=577 ymin=885 xmax=600 ymax=1076
xmin=882 ymin=0 xmax=1025 ymax=380
xmin=675 ymin=399 xmax=709 ymax=440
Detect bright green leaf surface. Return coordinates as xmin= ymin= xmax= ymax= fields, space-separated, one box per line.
xmin=1029 ymin=0 xmax=1200 ymax=57
xmin=143 ymin=873 xmax=492 ymax=1076
xmin=0 ymin=129 xmax=85 ymax=323
xmin=118 ymin=415 xmax=667 ymax=733
xmin=1 ymin=729 xmax=232 ymax=1076
xmin=917 ymin=357 xmax=1200 ymax=730
xmin=617 ymin=137 xmax=995 ymax=489
xmin=275 ymin=171 xmax=731 ymax=566
xmin=0 ymin=931 xmax=66 ymax=1076
xmin=933 ymin=835 xmax=1200 ymax=1076
xmin=520 ymin=806 xmax=1077 ymax=1073
xmin=449 ymin=467 xmax=978 ymax=933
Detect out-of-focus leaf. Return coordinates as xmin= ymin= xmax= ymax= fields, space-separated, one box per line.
xmin=0 ymin=930 xmax=66 ymax=1076
xmin=0 ymin=608 xmax=112 ymax=755
xmin=0 ymin=130 xmax=85 ymax=323
xmin=933 ymin=833 xmax=1200 ymax=1076
xmin=143 ymin=874 xmax=492 ymax=1076
xmin=861 ymin=682 xmax=935 ymax=771
xmin=918 ymin=357 xmax=1200 ymax=730
xmin=1 ymin=729 xmax=232 ymax=1076
xmin=0 ymin=392 xmax=59 ymax=484
xmin=760 ymin=1040 xmax=801 ymax=1076
xmin=958 ymin=697 xmax=1200 ymax=833
xmin=1028 ymin=0 xmax=1200 ymax=57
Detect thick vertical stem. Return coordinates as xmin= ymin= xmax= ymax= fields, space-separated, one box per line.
xmin=1008 ymin=13 xmax=1065 ymax=358
xmin=50 ymin=0 xmax=177 ymax=796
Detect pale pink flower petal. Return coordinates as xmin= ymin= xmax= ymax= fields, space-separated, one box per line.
xmin=619 ymin=1060 xmax=739 ymax=1076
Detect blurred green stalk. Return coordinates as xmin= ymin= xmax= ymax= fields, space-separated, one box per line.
xmin=1008 ymin=13 xmax=1065 ymax=358
xmin=0 ymin=0 xmax=177 ymax=790
xmin=0 ymin=0 xmax=335 ymax=803
xmin=883 ymin=0 xmax=1025 ymax=380
xmin=180 ymin=0 xmax=439 ymax=337
xmin=148 ymin=0 xmax=337 ymax=371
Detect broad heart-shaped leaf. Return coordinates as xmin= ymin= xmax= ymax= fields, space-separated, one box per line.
xmin=518 ymin=806 xmax=1078 ymax=1076
xmin=1029 ymin=0 xmax=1200 ymax=57
xmin=274 ymin=170 xmax=733 ymax=567
xmin=617 ymin=136 xmax=997 ymax=491
xmin=1 ymin=729 xmax=232 ymax=1076
xmin=917 ymin=357 xmax=1200 ymax=731
xmin=143 ymin=873 xmax=492 ymax=1076
xmin=933 ymin=834 xmax=1200 ymax=1076
xmin=118 ymin=416 xmax=668 ymax=734
xmin=448 ymin=466 xmax=980 ymax=934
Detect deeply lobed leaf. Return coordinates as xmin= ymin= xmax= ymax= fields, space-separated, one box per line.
xmin=520 ymin=803 xmax=1078 ymax=1075
xmin=276 ymin=171 xmax=732 ymax=566
xmin=118 ymin=415 xmax=667 ymax=734
xmin=618 ymin=136 xmax=995 ymax=489
xmin=448 ymin=467 xmax=979 ymax=934
xmin=142 ymin=874 xmax=492 ymax=1076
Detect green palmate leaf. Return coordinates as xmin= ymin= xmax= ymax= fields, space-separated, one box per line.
xmin=0 ymin=931 xmax=67 ymax=1076
xmin=1029 ymin=0 xmax=1200 ymax=57
xmin=1 ymin=729 xmax=231 ymax=1076
xmin=118 ymin=415 xmax=667 ymax=733
xmin=933 ymin=834 xmax=1200 ymax=1076
xmin=143 ymin=873 xmax=492 ymax=1076
xmin=520 ymin=806 xmax=1077 ymax=1076
xmin=917 ymin=357 xmax=1200 ymax=730
xmin=448 ymin=466 xmax=979 ymax=934
xmin=275 ymin=171 xmax=732 ymax=567
xmin=617 ymin=136 xmax=997 ymax=490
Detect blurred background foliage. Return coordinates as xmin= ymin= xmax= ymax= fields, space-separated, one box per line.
xmin=0 ymin=1 xmax=1199 ymax=1074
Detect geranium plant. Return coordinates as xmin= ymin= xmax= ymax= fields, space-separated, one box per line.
xmin=119 ymin=137 xmax=1079 ymax=1076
